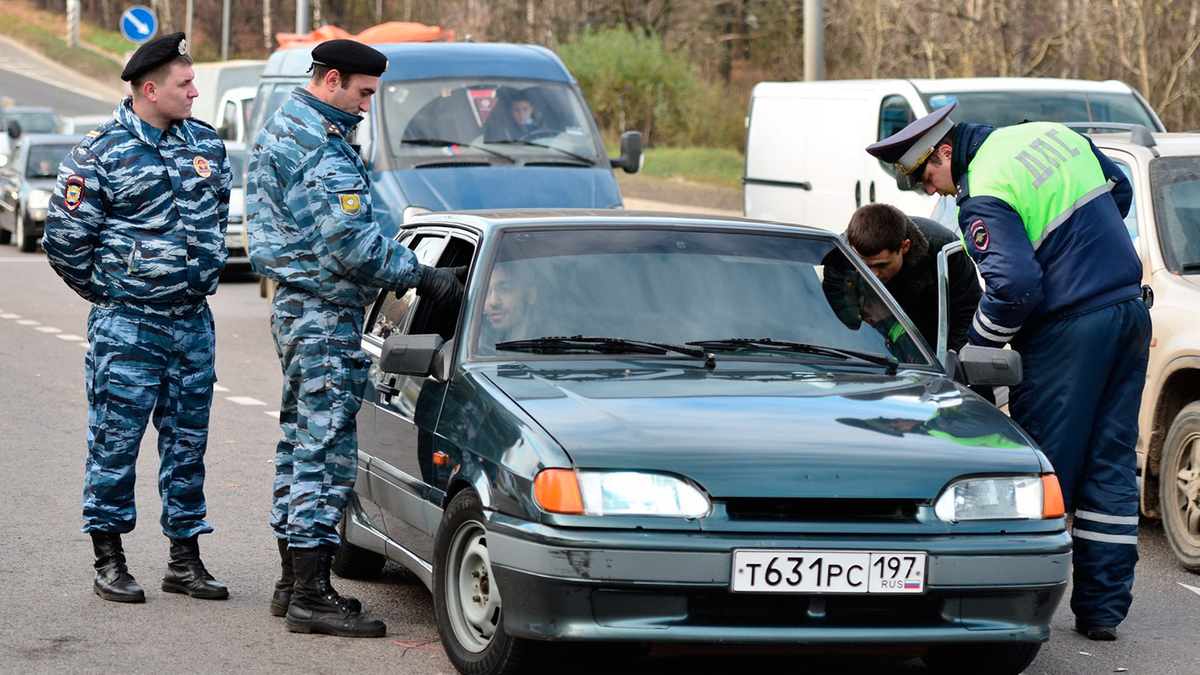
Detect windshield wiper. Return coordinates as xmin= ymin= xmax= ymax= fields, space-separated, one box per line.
xmin=496 ymin=335 xmax=708 ymax=359
xmin=488 ymin=139 xmax=597 ymax=165
xmin=687 ymin=338 xmax=898 ymax=374
xmin=1182 ymin=262 xmax=1200 ymax=273
xmin=401 ymin=138 xmax=516 ymax=163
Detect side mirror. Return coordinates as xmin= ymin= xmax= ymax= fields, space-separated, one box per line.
xmin=957 ymin=345 xmax=1022 ymax=387
xmin=7 ymin=120 xmax=21 ymax=140
xmin=380 ymin=334 xmax=445 ymax=377
xmin=609 ymin=130 xmax=643 ymax=174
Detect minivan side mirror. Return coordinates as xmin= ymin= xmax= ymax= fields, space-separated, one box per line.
xmin=7 ymin=120 xmax=21 ymax=140
xmin=609 ymin=130 xmax=643 ymax=174
xmin=957 ymin=345 xmax=1023 ymax=386
xmin=380 ymin=334 xmax=446 ymax=377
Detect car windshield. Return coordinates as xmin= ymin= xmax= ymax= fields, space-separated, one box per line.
xmin=8 ymin=111 xmax=61 ymax=134
xmin=379 ymin=78 xmax=603 ymax=168
xmin=1149 ymin=156 xmax=1200 ymax=274
xmin=920 ymin=91 xmax=1160 ymax=130
xmin=471 ymin=227 xmax=932 ymax=367
xmin=25 ymin=143 xmax=74 ymax=179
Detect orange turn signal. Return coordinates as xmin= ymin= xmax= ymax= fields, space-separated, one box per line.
xmin=1042 ymin=474 xmax=1065 ymax=518
xmin=534 ymin=469 xmax=584 ymax=514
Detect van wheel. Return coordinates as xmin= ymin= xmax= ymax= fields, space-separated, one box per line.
xmin=923 ymin=642 xmax=1041 ymax=675
xmin=1160 ymin=402 xmax=1200 ymax=572
xmin=434 ymin=490 xmax=540 ymax=675
xmin=330 ymin=511 xmax=386 ymax=579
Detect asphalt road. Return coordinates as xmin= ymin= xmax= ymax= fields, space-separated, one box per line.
xmin=0 ymin=36 xmax=122 ymax=116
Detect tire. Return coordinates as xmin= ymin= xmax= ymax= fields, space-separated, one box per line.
xmin=1159 ymin=402 xmax=1200 ymax=572
xmin=434 ymin=490 xmax=539 ymax=675
xmin=15 ymin=210 xmax=36 ymax=253
xmin=0 ymin=222 xmax=10 ymax=245
xmin=330 ymin=509 xmax=387 ymax=579
xmin=923 ymin=642 xmax=1041 ymax=675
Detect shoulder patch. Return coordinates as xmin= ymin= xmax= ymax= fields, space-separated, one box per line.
xmin=85 ymin=129 xmax=102 ymax=139
xmin=968 ymin=219 xmax=990 ymax=251
xmin=325 ymin=123 xmax=342 ymax=138
xmin=64 ymin=174 xmax=85 ymax=210
xmin=339 ymin=193 xmax=361 ymax=215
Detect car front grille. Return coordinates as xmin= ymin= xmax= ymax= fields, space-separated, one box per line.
xmin=687 ymin=591 xmax=944 ymax=627
xmin=721 ymin=498 xmax=920 ymax=522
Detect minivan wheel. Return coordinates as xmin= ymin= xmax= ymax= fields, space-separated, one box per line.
xmin=923 ymin=642 xmax=1041 ymax=675
xmin=330 ymin=510 xmax=386 ymax=579
xmin=15 ymin=210 xmax=36 ymax=252
xmin=434 ymin=490 xmax=539 ymax=675
xmin=0 ymin=222 xmax=10 ymax=245
xmin=1160 ymin=402 xmax=1200 ymax=572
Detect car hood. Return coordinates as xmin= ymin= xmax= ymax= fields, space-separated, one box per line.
xmin=378 ymin=166 xmax=624 ymax=212
xmin=482 ymin=361 xmax=1043 ymax=500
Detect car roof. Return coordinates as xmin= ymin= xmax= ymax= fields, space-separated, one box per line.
xmin=909 ymin=77 xmax=1135 ymax=94
xmin=263 ymin=42 xmax=572 ymax=83
xmin=1088 ymin=131 xmax=1200 ymax=158
xmin=409 ymin=209 xmax=842 ymax=239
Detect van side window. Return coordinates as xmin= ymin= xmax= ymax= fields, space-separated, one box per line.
xmin=365 ymin=233 xmax=447 ymax=341
xmin=878 ymin=96 xmax=916 ymax=177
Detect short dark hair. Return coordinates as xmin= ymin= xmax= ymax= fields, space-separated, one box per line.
xmin=926 ymin=128 xmax=955 ymax=167
xmin=132 ymin=54 xmax=193 ymax=92
xmin=309 ymin=64 xmax=357 ymax=89
xmin=846 ymin=204 xmax=910 ymax=256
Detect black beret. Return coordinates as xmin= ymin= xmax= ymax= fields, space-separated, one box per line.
xmin=121 ymin=32 xmax=188 ymax=82
xmin=311 ymin=40 xmax=388 ymax=78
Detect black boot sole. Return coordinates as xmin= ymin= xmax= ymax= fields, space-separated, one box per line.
xmin=94 ymin=584 xmax=145 ymax=603
xmin=284 ymin=616 xmax=386 ymax=638
xmin=162 ymin=580 xmax=230 ymax=599
xmin=270 ymin=598 xmax=290 ymax=617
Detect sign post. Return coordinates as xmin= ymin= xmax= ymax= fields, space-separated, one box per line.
xmin=120 ymin=5 xmax=158 ymax=44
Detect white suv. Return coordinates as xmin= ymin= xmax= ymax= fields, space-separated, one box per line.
xmin=1084 ymin=126 xmax=1200 ymax=572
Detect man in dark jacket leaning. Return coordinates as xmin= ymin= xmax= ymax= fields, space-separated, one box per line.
xmin=845 ymin=203 xmax=981 ymax=353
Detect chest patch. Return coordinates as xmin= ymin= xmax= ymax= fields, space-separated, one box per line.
xmin=340 ymin=194 xmax=362 ymax=215
xmin=193 ymin=156 xmax=212 ymax=178
xmin=968 ymin=219 xmax=990 ymax=251
xmin=64 ymin=174 xmax=85 ymax=211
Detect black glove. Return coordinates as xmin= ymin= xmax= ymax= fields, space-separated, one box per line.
xmin=416 ymin=265 xmax=465 ymax=305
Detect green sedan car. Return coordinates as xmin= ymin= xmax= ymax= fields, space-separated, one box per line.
xmin=335 ymin=211 xmax=1069 ymax=675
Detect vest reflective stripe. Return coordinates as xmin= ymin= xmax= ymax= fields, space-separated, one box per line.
xmin=928 ymin=429 xmax=1026 ymax=449
xmin=967 ymin=123 xmax=1109 ymax=248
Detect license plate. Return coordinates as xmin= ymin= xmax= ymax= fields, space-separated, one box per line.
xmin=731 ymin=549 xmax=926 ymax=594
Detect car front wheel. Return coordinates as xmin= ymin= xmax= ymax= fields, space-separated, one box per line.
xmin=1160 ymin=401 xmax=1200 ymax=572
xmin=434 ymin=489 xmax=540 ymax=675
xmin=923 ymin=642 xmax=1041 ymax=675
xmin=15 ymin=210 xmax=36 ymax=253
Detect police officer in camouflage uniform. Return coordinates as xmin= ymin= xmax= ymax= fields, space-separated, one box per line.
xmin=43 ymin=32 xmax=231 ymax=604
xmin=247 ymin=39 xmax=462 ymax=638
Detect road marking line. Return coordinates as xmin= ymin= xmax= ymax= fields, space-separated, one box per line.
xmin=227 ymin=396 xmax=266 ymax=406
xmin=56 ymin=334 xmax=84 ymax=341
xmin=213 ymin=384 xmax=230 ymax=392
xmin=1181 ymin=582 xmax=1200 ymax=598
xmin=0 ymin=313 xmax=20 ymax=319
xmin=36 ymin=326 xmax=62 ymax=333
xmin=16 ymin=319 xmax=40 ymax=325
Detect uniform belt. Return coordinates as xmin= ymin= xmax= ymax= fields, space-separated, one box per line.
xmin=95 ymin=297 xmax=208 ymax=318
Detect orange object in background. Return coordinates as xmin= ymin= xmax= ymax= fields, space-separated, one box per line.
xmin=276 ymin=21 xmax=455 ymax=49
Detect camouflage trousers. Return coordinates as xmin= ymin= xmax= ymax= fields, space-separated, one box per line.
xmin=83 ymin=304 xmax=217 ymax=539
xmin=269 ymin=287 xmax=370 ymax=549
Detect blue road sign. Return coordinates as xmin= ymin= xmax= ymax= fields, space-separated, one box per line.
xmin=120 ymin=6 xmax=157 ymax=44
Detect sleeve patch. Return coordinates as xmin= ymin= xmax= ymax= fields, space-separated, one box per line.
xmin=64 ymin=175 xmax=85 ymax=210
xmin=339 ymin=194 xmax=361 ymax=215
xmin=968 ymin=219 xmax=990 ymax=251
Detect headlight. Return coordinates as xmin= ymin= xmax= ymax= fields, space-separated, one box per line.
xmin=934 ymin=474 xmax=1064 ymax=522
xmin=534 ymin=469 xmax=711 ymax=518
xmin=28 ymin=188 xmax=53 ymax=211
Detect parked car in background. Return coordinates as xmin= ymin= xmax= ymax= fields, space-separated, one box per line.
xmin=3 ymin=106 xmax=63 ymax=138
xmin=0 ymin=134 xmax=82 ymax=251
xmin=54 ymin=114 xmax=111 ymax=135
xmin=332 ymin=210 xmax=1069 ymax=675
xmin=222 ymin=141 xmax=250 ymax=272
xmin=1080 ymin=125 xmax=1200 ymax=572
xmin=0 ymin=104 xmax=11 ymax=167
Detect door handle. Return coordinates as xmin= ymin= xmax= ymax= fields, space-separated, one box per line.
xmin=855 ymin=181 xmax=862 ymax=208
xmin=869 ymin=181 xmax=876 ymax=203
xmin=374 ymin=378 xmax=399 ymax=401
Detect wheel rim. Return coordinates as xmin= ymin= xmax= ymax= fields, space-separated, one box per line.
xmin=445 ymin=518 xmax=501 ymax=653
xmin=1170 ymin=431 xmax=1200 ymax=548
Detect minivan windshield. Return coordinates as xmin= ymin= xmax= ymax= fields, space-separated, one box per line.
xmin=1149 ymin=156 xmax=1200 ymax=274
xmin=921 ymin=91 xmax=1160 ymax=130
xmin=472 ymin=227 xmax=932 ymax=367
xmin=379 ymin=79 xmax=604 ymax=168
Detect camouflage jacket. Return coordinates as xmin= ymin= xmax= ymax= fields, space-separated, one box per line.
xmin=246 ymin=88 xmax=421 ymax=308
xmin=43 ymin=97 xmax=231 ymax=314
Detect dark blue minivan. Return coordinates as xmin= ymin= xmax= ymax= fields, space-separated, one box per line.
xmin=245 ymin=42 xmax=642 ymax=236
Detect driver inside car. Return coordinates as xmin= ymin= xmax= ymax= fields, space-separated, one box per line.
xmin=509 ymin=92 xmax=548 ymax=139
xmin=480 ymin=262 xmax=538 ymax=352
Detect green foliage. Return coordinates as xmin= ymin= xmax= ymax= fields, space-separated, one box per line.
xmin=636 ymin=146 xmax=744 ymax=189
xmin=559 ymin=28 xmax=744 ymax=150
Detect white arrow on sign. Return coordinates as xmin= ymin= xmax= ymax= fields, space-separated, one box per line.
xmin=128 ymin=14 xmax=149 ymax=34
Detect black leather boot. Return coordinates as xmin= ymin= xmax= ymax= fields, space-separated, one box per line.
xmin=161 ymin=536 xmax=229 ymax=599
xmin=91 ymin=531 xmax=145 ymax=603
xmin=271 ymin=539 xmax=360 ymax=617
xmin=285 ymin=546 xmax=385 ymax=637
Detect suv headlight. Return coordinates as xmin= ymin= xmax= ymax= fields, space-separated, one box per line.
xmin=534 ymin=469 xmax=711 ymax=518
xmin=28 ymin=188 xmax=53 ymax=211
xmin=934 ymin=474 xmax=1064 ymax=522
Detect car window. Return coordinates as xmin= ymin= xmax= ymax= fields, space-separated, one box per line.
xmin=365 ymin=233 xmax=447 ymax=341
xmin=1112 ymin=160 xmax=1138 ymax=241
xmin=25 ymin=143 xmax=74 ymax=179
xmin=878 ymin=96 xmax=916 ymax=178
xmin=471 ymin=227 xmax=931 ymax=365
xmin=920 ymin=91 xmax=1160 ymax=130
xmin=8 ymin=111 xmax=61 ymax=134
xmin=407 ymin=236 xmax=476 ymax=341
xmin=226 ymin=149 xmax=246 ymax=189
xmin=1149 ymin=156 xmax=1200 ymax=274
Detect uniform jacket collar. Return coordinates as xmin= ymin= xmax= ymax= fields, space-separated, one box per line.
xmin=293 ymin=88 xmax=362 ymax=138
xmin=951 ymin=122 xmax=994 ymax=202
xmin=115 ymin=96 xmax=197 ymax=147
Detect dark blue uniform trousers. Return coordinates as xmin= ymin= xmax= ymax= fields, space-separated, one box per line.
xmin=1009 ymin=298 xmax=1150 ymax=628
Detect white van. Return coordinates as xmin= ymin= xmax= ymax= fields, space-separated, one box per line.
xmin=212 ymin=86 xmax=256 ymax=142
xmin=190 ymin=60 xmax=266 ymax=141
xmin=743 ymin=78 xmax=1165 ymax=231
